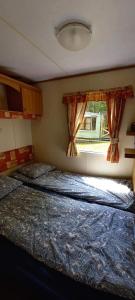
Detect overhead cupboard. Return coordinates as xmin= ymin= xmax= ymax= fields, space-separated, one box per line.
xmin=0 ymin=73 xmax=42 ymax=119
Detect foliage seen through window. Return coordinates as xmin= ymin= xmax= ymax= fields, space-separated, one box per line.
xmin=76 ymin=101 xmax=110 ymax=153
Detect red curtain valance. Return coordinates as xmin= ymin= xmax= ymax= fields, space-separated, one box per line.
xmin=63 ymin=85 xmax=134 ymax=104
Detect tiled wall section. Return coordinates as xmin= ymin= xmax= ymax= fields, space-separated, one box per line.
xmin=0 ymin=145 xmax=33 ymax=172
xmin=0 ymin=119 xmax=32 ymax=152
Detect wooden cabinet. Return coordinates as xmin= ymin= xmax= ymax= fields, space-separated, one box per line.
xmin=21 ymin=87 xmax=42 ymax=115
xmin=0 ymin=73 xmax=42 ymax=119
xmin=5 ymin=86 xmax=23 ymax=112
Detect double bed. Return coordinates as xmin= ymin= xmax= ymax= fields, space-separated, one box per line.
xmin=12 ymin=163 xmax=135 ymax=212
xmin=0 ymin=173 xmax=135 ymax=300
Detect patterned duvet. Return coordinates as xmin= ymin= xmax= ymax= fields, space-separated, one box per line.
xmin=12 ymin=170 xmax=135 ymax=211
xmin=0 ymin=185 xmax=135 ymax=299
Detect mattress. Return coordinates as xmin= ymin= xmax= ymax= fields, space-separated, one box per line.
xmin=0 ymin=184 xmax=135 ymax=299
xmin=12 ymin=170 xmax=135 ymax=211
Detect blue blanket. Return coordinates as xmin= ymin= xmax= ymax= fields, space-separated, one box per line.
xmin=12 ymin=170 xmax=135 ymax=211
xmin=0 ymin=185 xmax=135 ymax=299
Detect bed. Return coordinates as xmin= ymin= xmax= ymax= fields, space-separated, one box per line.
xmin=11 ymin=163 xmax=135 ymax=212
xmin=0 ymin=175 xmax=135 ymax=300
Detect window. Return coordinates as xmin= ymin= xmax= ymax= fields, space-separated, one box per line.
xmin=76 ymin=101 xmax=110 ymax=153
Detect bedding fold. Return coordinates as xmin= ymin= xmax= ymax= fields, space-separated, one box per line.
xmin=12 ymin=170 xmax=135 ymax=211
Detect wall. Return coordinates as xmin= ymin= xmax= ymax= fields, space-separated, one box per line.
xmin=0 ymin=84 xmax=32 ymax=152
xmin=0 ymin=119 xmax=32 ymax=152
xmin=32 ymin=68 xmax=135 ymax=178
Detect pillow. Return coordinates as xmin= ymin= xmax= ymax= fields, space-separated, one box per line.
xmin=0 ymin=176 xmax=23 ymax=200
xmin=18 ymin=163 xmax=55 ymax=179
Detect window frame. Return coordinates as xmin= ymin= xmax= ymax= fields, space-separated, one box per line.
xmin=76 ymin=100 xmax=110 ymax=154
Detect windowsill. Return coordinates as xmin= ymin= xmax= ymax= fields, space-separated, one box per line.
xmin=79 ymin=149 xmax=106 ymax=155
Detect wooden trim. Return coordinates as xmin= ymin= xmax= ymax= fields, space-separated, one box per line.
xmin=0 ymin=73 xmax=20 ymax=91
xmin=37 ymin=65 xmax=135 ymax=84
xmin=20 ymin=82 xmax=41 ymax=92
xmin=0 ymin=73 xmax=41 ymax=92
xmin=0 ymin=110 xmax=40 ymax=120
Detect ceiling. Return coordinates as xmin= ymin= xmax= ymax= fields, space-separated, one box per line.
xmin=0 ymin=0 xmax=135 ymax=82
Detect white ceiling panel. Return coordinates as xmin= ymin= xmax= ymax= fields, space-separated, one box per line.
xmin=0 ymin=18 xmax=67 ymax=81
xmin=0 ymin=0 xmax=135 ymax=81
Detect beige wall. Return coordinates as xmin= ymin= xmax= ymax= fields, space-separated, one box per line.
xmin=32 ymin=68 xmax=135 ymax=178
xmin=0 ymin=84 xmax=32 ymax=152
xmin=0 ymin=119 xmax=32 ymax=152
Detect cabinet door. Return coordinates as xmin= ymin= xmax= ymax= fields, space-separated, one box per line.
xmin=32 ymin=90 xmax=42 ymax=115
xmin=22 ymin=87 xmax=42 ymax=115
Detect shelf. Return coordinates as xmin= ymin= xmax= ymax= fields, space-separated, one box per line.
xmin=0 ymin=110 xmax=40 ymax=120
xmin=126 ymin=131 xmax=135 ymax=136
xmin=125 ymin=148 xmax=135 ymax=158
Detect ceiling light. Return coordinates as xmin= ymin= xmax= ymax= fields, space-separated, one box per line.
xmin=55 ymin=22 xmax=92 ymax=51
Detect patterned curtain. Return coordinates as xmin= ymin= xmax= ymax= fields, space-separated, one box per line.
xmin=67 ymin=96 xmax=87 ymax=157
xmin=64 ymin=86 xmax=134 ymax=103
xmin=106 ymin=97 xmax=126 ymax=163
xmin=63 ymin=86 xmax=134 ymax=160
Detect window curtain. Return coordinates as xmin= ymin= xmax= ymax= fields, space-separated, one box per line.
xmin=106 ymin=97 xmax=126 ymax=163
xmin=66 ymin=96 xmax=87 ymax=157
xmin=63 ymin=86 xmax=134 ymax=160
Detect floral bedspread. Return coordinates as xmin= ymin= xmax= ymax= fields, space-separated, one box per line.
xmin=12 ymin=170 xmax=135 ymax=211
xmin=0 ymin=185 xmax=135 ymax=299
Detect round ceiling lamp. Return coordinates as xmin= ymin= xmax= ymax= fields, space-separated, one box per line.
xmin=55 ymin=22 xmax=92 ymax=51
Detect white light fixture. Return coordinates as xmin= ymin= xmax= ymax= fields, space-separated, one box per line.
xmin=55 ymin=22 xmax=92 ymax=51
